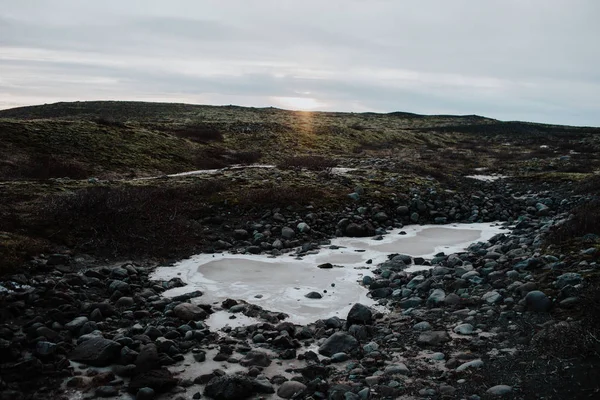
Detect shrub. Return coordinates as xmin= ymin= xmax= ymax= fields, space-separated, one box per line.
xmin=277 ymin=155 xmax=337 ymax=172
xmin=95 ymin=116 xmax=126 ymax=128
xmin=546 ymin=199 xmax=600 ymax=245
xmin=0 ymin=154 xmax=90 ymax=180
xmin=170 ymin=123 xmax=223 ymax=142
xmin=38 ymin=182 xmax=225 ymax=257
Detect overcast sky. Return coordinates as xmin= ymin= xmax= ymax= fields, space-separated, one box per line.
xmin=1 ymin=0 xmax=599 ymax=125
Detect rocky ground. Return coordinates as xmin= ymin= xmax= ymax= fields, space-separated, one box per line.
xmin=1 ymin=173 xmax=599 ymax=400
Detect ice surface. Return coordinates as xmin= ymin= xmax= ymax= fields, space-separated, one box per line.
xmin=151 ymin=223 xmax=506 ymax=325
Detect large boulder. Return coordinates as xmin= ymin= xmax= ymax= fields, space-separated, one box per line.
xmin=70 ymin=337 xmax=121 ymax=367
xmin=346 ymin=303 xmax=373 ymax=327
xmin=173 ymin=303 xmax=207 ymax=321
xmin=318 ymin=332 xmax=359 ymax=357
xmin=204 ymin=375 xmax=256 ymax=400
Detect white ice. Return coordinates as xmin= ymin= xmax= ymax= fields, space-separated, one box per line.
xmin=151 ymin=223 xmax=506 ymax=325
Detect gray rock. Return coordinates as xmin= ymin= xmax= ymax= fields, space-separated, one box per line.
xmin=136 ymin=387 xmax=156 ymax=400
xmin=396 ymin=206 xmax=409 ymax=215
xmin=96 ymin=386 xmax=118 ymax=397
xmin=486 ymin=385 xmax=513 ymax=396
xmin=252 ymin=378 xmax=275 ymax=394
xmin=240 ymin=350 xmax=271 ymax=367
xmin=399 ymin=297 xmax=422 ymax=309
xmin=281 ymin=227 xmax=295 ymax=239
xmin=345 ymin=222 xmax=375 ymax=237
xmin=297 ymin=222 xmax=310 ymax=233
xmin=346 ymin=303 xmax=373 ymax=326
xmin=556 ymin=273 xmax=582 ymax=289
xmin=109 ymin=280 xmax=130 ymax=293
xmin=410 ymin=212 xmax=419 ymax=223
xmin=277 ymin=381 xmax=307 ymax=399
xmin=456 ymin=359 xmax=484 ymax=372
xmin=384 ymin=363 xmax=409 ymax=375
xmin=319 ymin=332 xmax=359 ymax=356
xmin=129 ymin=368 xmax=177 ymax=394
xmin=413 ymin=321 xmax=432 ymax=331
xmin=173 ymin=303 xmax=207 ymax=321
xmin=453 ymin=323 xmax=474 ymax=335
xmin=525 ymin=290 xmax=552 ymax=312
xmin=204 ymin=375 xmax=256 ymax=400
xmin=417 ymin=331 xmax=451 ymax=346
xmin=427 ymin=289 xmax=446 ymax=306
xmin=482 ymin=290 xmax=502 ymax=304
xmin=65 ymin=316 xmax=89 ymax=332
xmin=70 ymin=337 xmax=121 ymax=367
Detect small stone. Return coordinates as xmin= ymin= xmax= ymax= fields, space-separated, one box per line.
xmin=456 ymin=359 xmax=484 ymax=372
xmin=413 ymin=321 xmax=432 ymax=331
xmin=486 ymin=385 xmax=513 ymax=396
xmin=453 ymin=323 xmax=474 ymax=335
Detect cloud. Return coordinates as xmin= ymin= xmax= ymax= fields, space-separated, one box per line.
xmin=0 ymin=0 xmax=599 ymax=125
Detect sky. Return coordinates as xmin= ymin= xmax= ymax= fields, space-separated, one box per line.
xmin=0 ymin=0 xmax=599 ymax=126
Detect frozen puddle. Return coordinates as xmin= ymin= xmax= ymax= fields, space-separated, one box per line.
xmin=152 ymin=223 xmax=505 ymax=326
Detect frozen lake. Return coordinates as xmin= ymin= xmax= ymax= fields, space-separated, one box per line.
xmin=151 ymin=223 xmax=505 ymax=326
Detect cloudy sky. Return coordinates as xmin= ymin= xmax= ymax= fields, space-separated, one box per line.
xmin=1 ymin=0 xmax=599 ymax=125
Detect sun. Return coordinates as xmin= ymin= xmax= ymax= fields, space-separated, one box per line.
xmin=273 ymin=96 xmax=324 ymax=111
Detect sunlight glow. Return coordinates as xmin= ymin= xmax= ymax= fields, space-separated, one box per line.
xmin=272 ymin=96 xmax=324 ymax=111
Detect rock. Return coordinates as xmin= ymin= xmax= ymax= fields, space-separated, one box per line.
xmin=204 ymin=375 xmax=256 ymax=400
xmin=319 ymin=332 xmax=359 ymax=356
xmin=486 ymin=385 xmax=513 ymax=396
xmin=252 ymin=378 xmax=275 ymax=394
xmin=233 ymin=229 xmax=249 ymax=240
xmin=135 ymin=344 xmax=160 ymax=373
xmin=525 ymin=290 xmax=552 ymax=312
xmin=399 ymin=297 xmax=422 ymax=309
xmin=317 ymin=263 xmax=333 ymax=269
xmin=346 ymin=303 xmax=373 ymax=327
xmin=482 ymin=291 xmax=502 ymax=304
xmin=345 ymin=222 xmax=375 ymax=237
xmin=453 ymin=324 xmax=474 ymax=335
xmin=413 ymin=321 xmax=432 ymax=331
xmin=556 ymin=273 xmax=582 ymax=289
xmin=136 ymin=387 xmax=156 ymax=400
xmin=109 ymin=280 xmax=130 ymax=293
xmin=373 ymin=212 xmax=388 ymax=222
xmin=96 ymin=386 xmax=119 ymax=397
xmin=277 ymin=381 xmax=307 ymax=399
xmin=129 ymin=368 xmax=177 ymax=394
xmin=65 ymin=316 xmax=89 ymax=332
xmin=384 ymin=363 xmax=409 ymax=375
xmin=281 ymin=227 xmax=295 ymax=239
xmin=240 ymin=350 xmax=271 ymax=367
xmin=396 ymin=206 xmax=409 ymax=215
xmin=173 ymin=303 xmax=207 ymax=321
xmin=297 ymin=222 xmax=311 ymax=233
xmin=410 ymin=212 xmax=419 ymax=223
xmin=427 ymin=289 xmax=446 ymax=306
xmin=456 ymin=359 xmax=484 ymax=372
xmin=417 ymin=331 xmax=451 ymax=346
xmin=70 ymin=337 xmax=121 ymax=367
xmin=36 ymin=341 xmax=57 ymax=357
xmin=305 ymin=291 xmax=322 ymax=299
